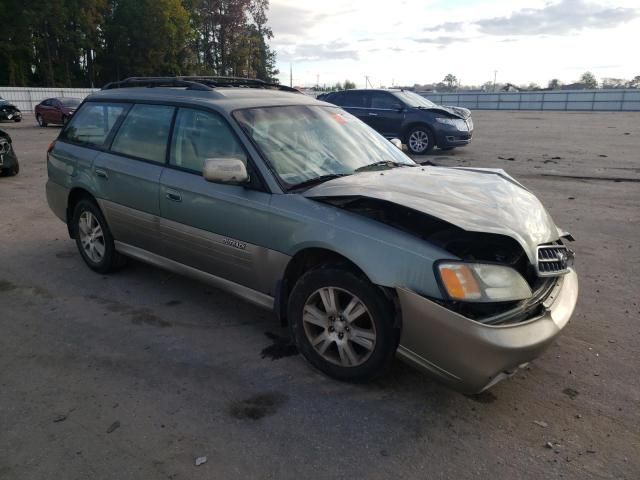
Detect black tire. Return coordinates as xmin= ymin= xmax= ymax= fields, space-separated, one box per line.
xmin=406 ymin=126 xmax=435 ymax=155
xmin=3 ymin=160 xmax=19 ymax=176
xmin=288 ymin=267 xmax=398 ymax=382
xmin=36 ymin=114 xmax=47 ymax=127
xmin=62 ymin=115 xmax=68 ymax=126
xmin=72 ymin=199 xmax=126 ymax=274
xmin=13 ymin=117 xmax=21 ymax=123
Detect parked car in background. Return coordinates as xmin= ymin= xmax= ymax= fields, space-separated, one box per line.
xmin=319 ymin=89 xmax=473 ymax=154
xmin=46 ymin=76 xmax=577 ymax=393
xmin=0 ymin=129 xmax=20 ymax=176
xmin=35 ymin=97 xmax=82 ymax=127
xmin=0 ymin=98 xmax=22 ymax=123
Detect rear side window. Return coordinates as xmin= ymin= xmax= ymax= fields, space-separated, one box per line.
xmin=340 ymin=91 xmax=367 ymax=108
xmin=110 ymin=104 xmax=174 ymax=163
xmin=170 ymin=108 xmax=246 ymax=173
xmin=61 ymin=102 xmax=128 ymax=148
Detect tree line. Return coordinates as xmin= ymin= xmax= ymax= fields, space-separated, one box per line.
xmin=0 ymin=0 xmax=278 ymax=88
xmin=411 ymin=72 xmax=640 ymax=93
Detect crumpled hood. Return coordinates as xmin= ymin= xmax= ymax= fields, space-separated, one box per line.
xmin=304 ymin=166 xmax=560 ymax=263
xmin=420 ymin=105 xmax=470 ymax=119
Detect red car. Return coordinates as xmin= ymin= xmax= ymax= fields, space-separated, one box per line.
xmin=35 ymin=97 xmax=82 ymax=127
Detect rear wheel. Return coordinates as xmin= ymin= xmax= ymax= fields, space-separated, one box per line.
xmin=72 ymin=199 xmax=125 ymax=273
xmin=289 ymin=267 xmax=398 ymax=381
xmin=36 ymin=114 xmax=47 ymax=127
xmin=3 ymin=159 xmax=20 ymax=176
xmin=406 ymin=126 xmax=435 ymax=155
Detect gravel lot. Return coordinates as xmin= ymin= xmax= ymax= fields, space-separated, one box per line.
xmin=1 ymin=111 xmax=639 ymax=480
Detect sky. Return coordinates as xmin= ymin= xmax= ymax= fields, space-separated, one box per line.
xmin=268 ymin=0 xmax=640 ymax=88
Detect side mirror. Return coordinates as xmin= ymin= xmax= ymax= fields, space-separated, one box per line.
xmin=203 ymin=157 xmax=249 ymax=184
xmin=390 ymin=138 xmax=403 ymax=150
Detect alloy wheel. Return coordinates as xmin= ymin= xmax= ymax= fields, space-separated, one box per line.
xmin=78 ymin=211 xmax=106 ymax=263
xmin=302 ymin=287 xmax=377 ymax=367
xmin=409 ymin=130 xmax=429 ymax=153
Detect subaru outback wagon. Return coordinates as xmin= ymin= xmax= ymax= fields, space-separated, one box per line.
xmin=46 ymin=76 xmax=578 ymax=393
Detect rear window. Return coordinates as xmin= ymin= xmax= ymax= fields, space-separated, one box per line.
xmin=61 ymin=102 xmax=128 ymax=148
xmin=110 ymin=104 xmax=175 ymax=163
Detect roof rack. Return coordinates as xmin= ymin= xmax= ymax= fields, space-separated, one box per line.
xmin=102 ymin=76 xmax=300 ymax=93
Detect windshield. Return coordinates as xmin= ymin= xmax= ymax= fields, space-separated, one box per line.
xmin=0 ymin=99 xmax=9 ymax=105
xmin=233 ymin=105 xmax=414 ymax=189
xmin=393 ymin=91 xmax=437 ymax=109
xmin=60 ymin=98 xmax=81 ymax=107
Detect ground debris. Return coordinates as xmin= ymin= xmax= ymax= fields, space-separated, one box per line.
xmin=533 ymin=420 xmax=549 ymax=428
xmin=106 ymin=421 xmax=120 ymax=434
xmin=598 ymin=154 xmax=608 ymax=158
xmin=562 ymin=388 xmax=579 ymax=399
xmin=195 ymin=456 xmax=207 ymax=466
xmin=53 ymin=414 xmax=67 ymax=423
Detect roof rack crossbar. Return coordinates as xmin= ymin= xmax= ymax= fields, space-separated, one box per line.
xmin=102 ymin=76 xmax=299 ymax=93
xmin=102 ymin=77 xmax=212 ymax=91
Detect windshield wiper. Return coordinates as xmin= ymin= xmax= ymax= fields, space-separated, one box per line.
xmin=288 ymin=173 xmax=349 ymax=191
xmin=355 ymin=161 xmax=409 ymax=172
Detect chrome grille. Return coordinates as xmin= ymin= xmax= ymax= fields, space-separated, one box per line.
xmin=536 ymin=245 xmax=573 ymax=277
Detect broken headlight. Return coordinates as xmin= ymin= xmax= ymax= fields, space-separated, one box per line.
xmin=435 ymin=117 xmax=468 ymax=130
xmin=437 ymin=262 xmax=532 ymax=302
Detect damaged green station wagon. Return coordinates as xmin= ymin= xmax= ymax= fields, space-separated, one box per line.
xmin=46 ymin=77 xmax=578 ymax=393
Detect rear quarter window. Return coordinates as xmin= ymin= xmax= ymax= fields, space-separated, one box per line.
xmin=61 ymin=102 xmax=128 ymax=148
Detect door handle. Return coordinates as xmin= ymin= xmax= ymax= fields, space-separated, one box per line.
xmin=368 ymin=112 xmax=378 ymax=116
xmin=165 ymin=190 xmax=182 ymax=202
xmin=95 ymin=168 xmax=108 ymax=179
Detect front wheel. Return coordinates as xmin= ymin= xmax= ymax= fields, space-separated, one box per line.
xmin=72 ymin=199 xmax=126 ymax=273
xmin=289 ymin=268 xmax=398 ymax=382
xmin=36 ymin=114 xmax=47 ymax=127
xmin=406 ymin=126 xmax=435 ymax=155
xmin=13 ymin=117 xmax=21 ymax=123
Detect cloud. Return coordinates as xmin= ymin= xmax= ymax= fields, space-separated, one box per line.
xmin=268 ymin=4 xmax=329 ymax=36
xmin=281 ymin=41 xmax=359 ymax=61
xmin=424 ymin=21 xmax=464 ymax=32
xmin=476 ymin=0 xmax=639 ymax=36
xmin=413 ymin=36 xmax=468 ymax=46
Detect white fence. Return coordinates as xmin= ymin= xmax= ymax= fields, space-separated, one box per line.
xmin=421 ymin=89 xmax=640 ymax=111
xmin=0 ymin=87 xmax=99 ymax=112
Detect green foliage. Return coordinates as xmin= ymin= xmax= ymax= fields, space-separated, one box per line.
xmin=0 ymin=0 xmax=278 ymax=86
xmin=443 ymin=73 xmax=458 ymax=88
xmin=580 ymin=71 xmax=598 ymax=89
xmin=343 ymin=80 xmax=356 ymax=90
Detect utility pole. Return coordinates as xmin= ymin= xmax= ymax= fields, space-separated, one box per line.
xmin=493 ymin=70 xmax=498 ymax=91
xmin=290 ymin=64 xmax=293 ymax=88
xmin=316 ymin=74 xmax=319 ymax=88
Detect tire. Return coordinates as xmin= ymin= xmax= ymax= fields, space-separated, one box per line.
xmin=72 ymin=199 xmax=126 ymax=274
xmin=36 ymin=114 xmax=47 ymax=127
xmin=62 ymin=115 xmax=68 ymax=126
xmin=406 ymin=126 xmax=435 ymax=155
xmin=14 ymin=117 xmax=21 ymax=123
xmin=440 ymin=147 xmax=455 ymax=151
xmin=3 ymin=160 xmax=19 ymax=176
xmin=288 ymin=267 xmax=398 ymax=382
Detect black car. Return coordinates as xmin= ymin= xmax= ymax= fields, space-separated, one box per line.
xmin=319 ymin=89 xmax=473 ymax=154
xmin=0 ymin=129 xmax=19 ymax=176
xmin=0 ymin=98 xmax=22 ymax=123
